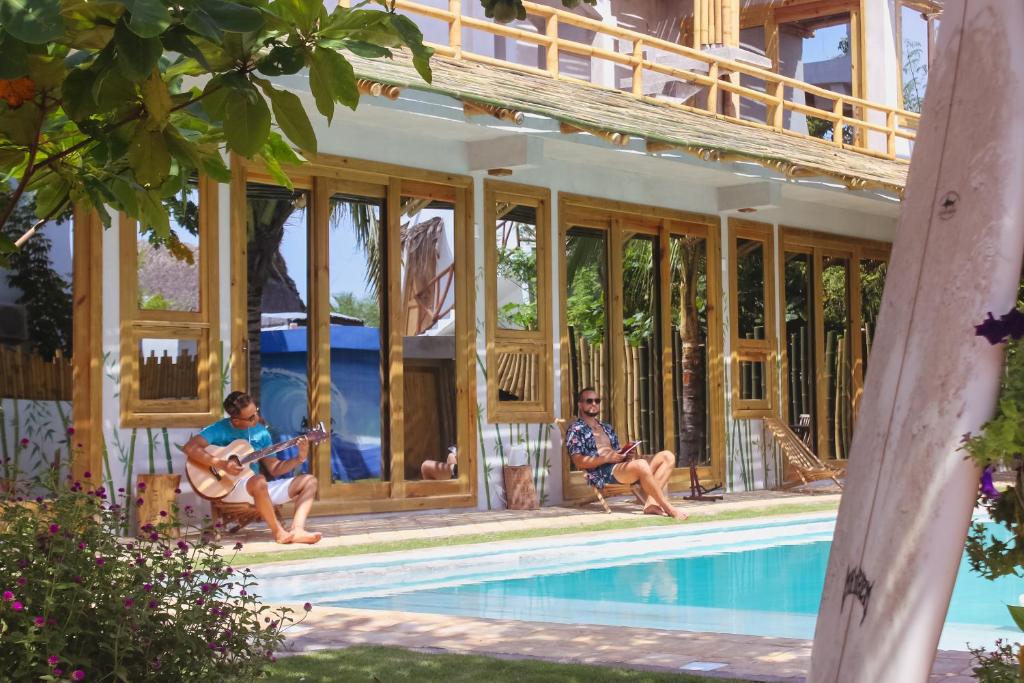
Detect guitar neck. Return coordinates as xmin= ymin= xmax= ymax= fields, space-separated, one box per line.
xmin=237 ymin=436 xmax=304 ymax=466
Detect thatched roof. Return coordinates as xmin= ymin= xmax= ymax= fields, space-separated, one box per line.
xmin=349 ymin=50 xmax=909 ymax=194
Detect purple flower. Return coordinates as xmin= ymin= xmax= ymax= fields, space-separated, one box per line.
xmin=143 ymin=583 xmax=152 ymax=592
xmin=2 ymin=591 xmax=12 ymax=602
xmin=201 ymin=583 xmax=214 ymax=593
xmin=137 ymin=481 xmax=146 ymax=491
xmin=16 ymin=577 xmax=26 ymax=587
xmin=174 ymin=488 xmax=181 ymax=494
xmin=66 ymin=426 xmax=75 ymax=436
xmin=303 ymin=602 xmax=312 ymax=612
xmin=980 ymin=466 xmax=1001 ymax=500
xmin=123 ymin=598 xmax=134 ymax=609
xmin=11 ymin=601 xmax=23 ymax=611
xmin=72 ymin=670 xmax=85 ymax=681
xmin=48 ymin=655 xmax=59 ymax=667
xmin=159 ymin=510 xmax=167 ymax=517
xmin=195 ymin=597 xmax=204 ymax=606
xmin=34 ymin=616 xmax=45 ymax=627
xmin=148 ymin=600 xmax=157 ymax=609
xmin=149 ymin=533 xmax=159 ymax=542
xmin=975 ymin=312 xmax=1009 ymax=345
xmin=163 ymin=550 xmax=172 ymax=558
xmin=83 ymin=470 xmax=91 ymax=479
xmin=19 ymin=437 xmax=29 ymax=447
xmin=48 ymin=524 xmax=59 ymax=534
xmin=234 ymin=542 xmax=243 ymax=551
xmin=135 ymin=498 xmax=144 ymax=507
xmin=95 ymin=557 xmax=105 ymax=566
xmin=54 ymin=669 xmax=62 ymax=677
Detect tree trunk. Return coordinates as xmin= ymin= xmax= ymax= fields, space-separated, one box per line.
xmin=677 ymin=238 xmax=706 ymax=466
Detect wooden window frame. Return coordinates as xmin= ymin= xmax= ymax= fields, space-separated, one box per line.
xmin=484 ymin=181 xmax=553 ymax=424
xmin=728 ymin=218 xmax=777 ymax=418
xmin=229 ymin=154 xmax=477 ymax=515
xmin=119 ymin=176 xmax=221 ymax=428
xmin=559 ymin=194 xmax=724 ymax=502
xmin=779 ymin=227 xmax=891 ymax=460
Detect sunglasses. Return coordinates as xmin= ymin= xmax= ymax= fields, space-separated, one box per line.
xmin=581 ymin=398 xmax=602 ymax=405
xmin=234 ymin=408 xmax=260 ymax=424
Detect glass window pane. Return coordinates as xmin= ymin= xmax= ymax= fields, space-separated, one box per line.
xmin=670 ymin=235 xmax=709 ymax=466
xmin=138 ymin=337 xmax=199 ymax=400
xmin=738 ymin=358 xmax=767 ymax=401
xmin=138 ymin=180 xmax=200 ymax=312
xmin=822 ymin=256 xmax=851 ymax=459
xmin=621 ymin=234 xmax=662 ymax=451
xmin=784 ymin=252 xmax=817 ymax=451
xmin=565 ymin=227 xmax=609 ymax=471
xmin=736 ymin=238 xmax=766 ymax=340
xmin=402 ymin=196 xmax=457 ymax=481
xmin=328 ymin=194 xmax=385 ymax=483
xmin=900 ymin=4 xmax=929 ymax=113
xmin=495 ymin=351 xmax=540 ymax=403
xmin=859 ymin=258 xmax=887 ymax=374
xmin=245 ymin=183 xmax=311 ymax=472
xmin=495 ymin=203 xmax=539 ymax=332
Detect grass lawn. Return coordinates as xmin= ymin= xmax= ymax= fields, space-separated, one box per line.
xmin=236 ymin=501 xmax=838 ymax=566
xmin=265 ymin=645 xmax=745 ymax=683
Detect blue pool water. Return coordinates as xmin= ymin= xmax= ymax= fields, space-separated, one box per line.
xmin=258 ymin=516 xmax=1024 ymax=650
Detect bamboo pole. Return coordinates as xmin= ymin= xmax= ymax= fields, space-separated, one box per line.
xmin=824 ymin=331 xmax=836 ymax=458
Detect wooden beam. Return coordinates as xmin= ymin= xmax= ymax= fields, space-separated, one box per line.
xmin=558 ymin=122 xmax=630 ymax=146
xmin=462 ymin=100 xmax=524 ymax=125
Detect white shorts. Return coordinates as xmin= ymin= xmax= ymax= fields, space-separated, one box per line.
xmin=221 ymin=477 xmax=294 ymax=506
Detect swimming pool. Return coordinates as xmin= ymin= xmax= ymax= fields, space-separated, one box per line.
xmin=254 ymin=513 xmax=1023 ymax=651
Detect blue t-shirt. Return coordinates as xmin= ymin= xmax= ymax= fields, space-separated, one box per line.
xmin=199 ymin=418 xmax=274 ymax=475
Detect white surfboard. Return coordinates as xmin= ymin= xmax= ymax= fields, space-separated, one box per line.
xmin=809 ymin=2 xmax=1024 ymax=681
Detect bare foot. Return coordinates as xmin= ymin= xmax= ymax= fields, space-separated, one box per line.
xmin=274 ymin=530 xmax=295 ymax=544
xmin=290 ymin=530 xmax=322 ymax=545
xmin=643 ymin=504 xmax=665 ymax=516
xmin=666 ymin=507 xmax=689 ymax=521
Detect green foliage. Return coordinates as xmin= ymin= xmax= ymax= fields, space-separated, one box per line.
xmin=481 ymin=0 xmax=596 ymax=24
xmin=0 ymin=473 xmax=307 ymax=681
xmin=0 ymin=0 xmax=435 ymax=262
xmin=566 ymin=263 xmax=606 ymax=345
xmin=496 ymin=224 xmax=538 ymax=331
xmin=970 ymin=640 xmax=1023 ymax=683
xmin=331 ymin=291 xmax=380 ymax=328
xmin=0 ymin=193 xmax=72 ymax=359
xmin=902 ymin=40 xmax=928 ymax=114
xmin=140 ymin=293 xmax=173 ymax=311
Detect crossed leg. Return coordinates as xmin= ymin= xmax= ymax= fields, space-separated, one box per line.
xmin=611 ymin=457 xmax=688 ymax=520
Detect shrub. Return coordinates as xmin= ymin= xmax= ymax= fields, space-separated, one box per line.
xmin=0 ymin=474 xmax=305 ymax=681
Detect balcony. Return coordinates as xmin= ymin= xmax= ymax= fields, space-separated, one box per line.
xmin=377 ymin=0 xmax=919 ymax=165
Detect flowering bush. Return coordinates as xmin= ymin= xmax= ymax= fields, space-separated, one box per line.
xmin=0 ymin=473 xmax=306 ymax=681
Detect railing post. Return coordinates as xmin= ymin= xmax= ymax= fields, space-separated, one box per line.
xmin=546 ymin=14 xmax=559 ymax=76
xmin=768 ymin=79 xmax=784 ymax=130
xmin=832 ymin=98 xmax=844 ymax=147
xmin=705 ymin=62 xmax=719 ymax=114
xmin=632 ymin=39 xmax=644 ymax=96
xmin=886 ymin=110 xmax=896 ymax=158
xmin=450 ymin=0 xmax=462 ymax=58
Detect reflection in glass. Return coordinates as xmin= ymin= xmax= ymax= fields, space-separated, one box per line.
xmin=822 ymin=256 xmax=851 ymax=459
xmin=495 ymin=351 xmax=540 ymax=403
xmin=495 ymin=204 xmax=539 ymax=331
xmin=138 ymin=338 xmax=199 ymax=400
xmin=402 ymin=197 xmax=457 ymax=481
xmin=784 ymin=252 xmax=817 ymax=452
xmin=670 ymin=235 xmax=710 ymax=466
xmin=565 ymin=227 xmax=609 ymax=424
xmin=138 ymin=180 xmax=200 ymax=312
xmin=738 ymin=358 xmax=767 ymax=401
xmin=328 ymin=194 xmax=386 ymax=482
xmin=244 ymin=183 xmax=311 ymax=474
xmin=736 ymin=238 xmax=766 ymax=340
xmin=621 ymin=234 xmax=662 ymax=451
xmin=859 ymin=259 xmax=887 ymax=374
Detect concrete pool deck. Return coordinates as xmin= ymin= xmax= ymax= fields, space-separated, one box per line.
xmin=279 ymin=605 xmax=976 ymax=682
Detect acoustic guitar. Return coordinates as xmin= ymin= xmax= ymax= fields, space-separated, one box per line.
xmin=185 ymin=423 xmax=328 ymax=501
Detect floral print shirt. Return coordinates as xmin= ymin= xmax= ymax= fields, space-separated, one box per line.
xmin=565 ymin=418 xmax=621 ymax=489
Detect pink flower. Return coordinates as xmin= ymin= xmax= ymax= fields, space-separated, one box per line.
xmin=19 ymin=437 xmax=29 ymax=446
xmin=123 ymin=598 xmax=134 ymax=609
xmin=143 ymin=584 xmax=152 ymax=592
xmin=48 ymin=655 xmax=59 ymax=667
xmin=2 ymin=591 xmax=12 ymax=602
xmin=72 ymin=670 xmax=85 ymax=681
xmin=147 ymin=600 xmax=157 ymax=609
xmin=34 ymin=616 xmax=45 ymax=627
xmin=16 ymin=577 xmax=25 ymax=587
xmin=135 ymin=498 xmax=144 ymax=506
xmin=82 ymin=470 xmax=90 ymax=478
xmin=48 ymin=524 xmax=59 ymax=534
xmin=11 ymin=601 xmax=23 ymax=611
xmin=303 ymin=602 xmax=312 ymax=612
xmin=95 ymin=557 xmax=105 ymax=566
xmin=53 ymin=669 xmax=62 ymax=676
xmin=66 ymin=426 xmax=75 ymax=436
xmin=137 ymin=482 xmax=146 ymax=491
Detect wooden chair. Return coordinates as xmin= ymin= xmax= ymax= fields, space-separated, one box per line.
xmin=555 ymin=418 xmax=645 ymax=513
xmin=209 ymin=500 xmax=284 ymax=539
xmin=762 ymin=416 xmax=845 ymax=490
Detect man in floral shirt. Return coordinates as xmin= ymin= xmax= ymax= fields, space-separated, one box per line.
xmin=565 ymin=387 xmax=687 ymax=520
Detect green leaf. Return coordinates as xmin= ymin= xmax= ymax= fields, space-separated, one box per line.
xmin=1009 ymin=605 xmax=1024 ymax=632
xmin=141 ymin=70 xmax=173 ymax=128
xmin=311 ymin=47 xmax=358 ymax=114
xmin=107 ymin=175 xmax=141 ymax=217
xmin=0 ymin=101 xmax=40 ymax=145
xmin=161 ymin=26 xmax=210 ymax=69
xmin=124 ymin=0 xmax=171 ymax=38
xmin=196 ymin=0 xmax=264 ymax=33
xmin=163 ymin=127 xmax=201 ymax=169
xmin=0 ymin=0 xmax=62 ymax=45
xmin=256 ymin=44 xmax=306 ymax=77
xmin=61 ymin=68 xmax=98 ymax=121
xmin=258 ymin=81 xmax=316 ymax=154
xmin=0 ymin=31 xmax=29 ymax=79
xmin=388 ymin=14 xmax=432 ymax=83
xmin=127 ymin=123 xmax=171 ymax=187
xmin=342 ymin=40 xmax=392 ymax=60
xmin=26 ymin=53 xmax=66 ymax=90
xmin=271 ymin=0 xmax=320 ymax=34
xmin=91 ymin=67 xmax=136 ymax=111
xmin=223 ymin=87 xmax=270 ymax=156
xmin=200 ymin=71 xmax=248 ymax=120
xmin=34 ymin=173 xmax=71 ymax=219
xmin=196 ymin=144 xmax=231 ymax=182
xmin=307 ymin=49 xmax=334 ymax=123
xmin=0 ymin=232 xmax=15 ymax=254
xmin=115 ymin=18 xmax=162 ymax=81
xmin=183 ymin=9 xmax=222 ymax=42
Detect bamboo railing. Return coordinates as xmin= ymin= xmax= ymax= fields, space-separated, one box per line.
xmin=384 ymin=0 xmax=918 ymax=160
xmin=0 ymin=346 xmax=72 ymax=401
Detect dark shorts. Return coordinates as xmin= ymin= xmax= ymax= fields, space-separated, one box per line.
xmin=585 ymin=462 xmax=620 ymax=490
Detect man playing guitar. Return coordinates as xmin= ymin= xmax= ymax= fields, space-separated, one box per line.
xmin=183 ymin=391 xmax=322 ymax=544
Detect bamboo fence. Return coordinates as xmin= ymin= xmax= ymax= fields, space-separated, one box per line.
xmin=0 ymin=346 xmax=72 ymax=401
xmin=495 ymin=351 xmax=539 ymax=402
xmin=138 ymin=350 xmax=199 ymax=400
